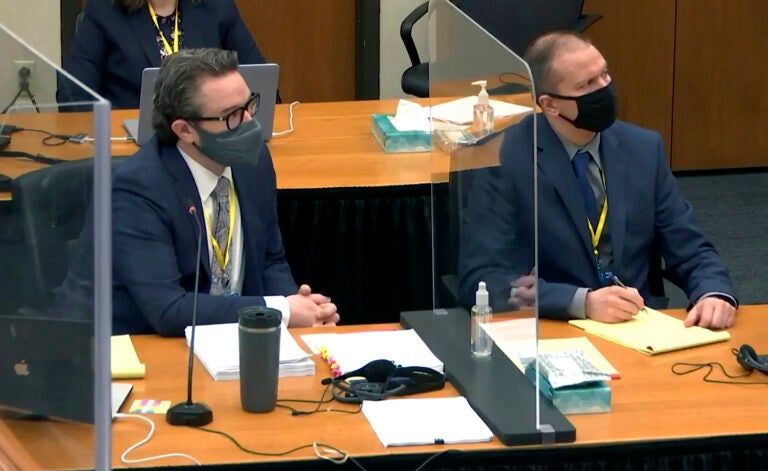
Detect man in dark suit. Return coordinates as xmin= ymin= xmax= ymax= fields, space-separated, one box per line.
xmin=58 ymin=48 xmax=336 ymax=336
xmin=458 ymin=32 xmax=737 ymax=328
xmin=58 ymin=0 xmax=266 ymax=109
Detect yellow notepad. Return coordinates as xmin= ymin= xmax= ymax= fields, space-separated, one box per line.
xmin=111 ymin=335 xmax=146 ymax=379
xmin=569 ymin=307 xmax=730 ymax=355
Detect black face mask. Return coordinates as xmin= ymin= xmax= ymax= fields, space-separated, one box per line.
xmin=546 ymin=82 xmax=617 ymax=132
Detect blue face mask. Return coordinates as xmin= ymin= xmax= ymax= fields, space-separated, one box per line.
xmin=193 ymin=118 xmax=264 ymax=167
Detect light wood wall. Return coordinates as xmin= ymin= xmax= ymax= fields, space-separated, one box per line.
xmin=583 ymin=0 xmax=768 ymax=170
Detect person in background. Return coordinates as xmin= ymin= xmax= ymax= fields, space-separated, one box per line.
xmin=56 ymin=48 xmax=337 ymax=336
xmin=458 ymin=32 xmax=737 ymax=329
xmin=58 ymin=0 xmax=266 ymax=109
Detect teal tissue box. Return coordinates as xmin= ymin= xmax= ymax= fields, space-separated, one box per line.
xmin=371 ymin=114 xmax=432 ymax=153
xmin=525 ymin=364 xmax=611 ymax=415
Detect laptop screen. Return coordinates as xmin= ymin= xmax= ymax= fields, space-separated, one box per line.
xmin=125 ymin=63 xmax=279 ymax=146
xmin=0 ymin=316 xmax=127 ymax=423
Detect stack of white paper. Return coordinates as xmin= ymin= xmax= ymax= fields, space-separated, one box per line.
xmin=362 ymin=397 xmax=493 ymax=447
xmin=301 ymin=329 xmax=444 ymax=374
xmin=184 ymin=323 xmax=314 ymax=381
xmin=429 ymin=96 xmax=533 ymax=125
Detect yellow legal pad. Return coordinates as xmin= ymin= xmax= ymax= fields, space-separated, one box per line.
xmin=111 ymin=335 xmax=146 ymax=378
xmin=569 ymin=307 xmax=730 ymax=355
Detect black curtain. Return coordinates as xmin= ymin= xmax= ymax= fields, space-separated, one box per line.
xmin=277 ymin=184 xmax=434 ymax=325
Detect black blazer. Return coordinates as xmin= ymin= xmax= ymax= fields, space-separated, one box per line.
xmin=58 ymin=0 xmax=266 ymax=109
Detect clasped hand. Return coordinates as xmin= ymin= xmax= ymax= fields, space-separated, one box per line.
xmin=287 ymin=284 xmax=339 ymax=327
xmin=508 ymin=271 xmax=536 ymax=309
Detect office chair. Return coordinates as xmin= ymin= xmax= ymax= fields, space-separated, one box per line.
xmin=400 ymin=0 xmax=603 ymax=97
xmin=75 ymin=12 xmax=85 ymax=35
xmin=11 ymin=157 xmax=125 ymax=310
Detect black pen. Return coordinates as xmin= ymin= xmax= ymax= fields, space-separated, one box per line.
xmin=612 ymin=275 xmax=645 ymax=315
xmin=612 ymin=275 xmax=628 ymax=289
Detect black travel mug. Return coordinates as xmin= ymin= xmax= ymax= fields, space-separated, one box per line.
xmin=238 ymin=306 xmax=282 ymax=413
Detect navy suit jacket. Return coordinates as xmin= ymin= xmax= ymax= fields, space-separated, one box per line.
xmin=58 ymin=0 xmax=266 ymax=109
xmin=458 ymin=114 xmax=736 ymax=318
xmin=56 ymin=137 xmax=297 ymax=336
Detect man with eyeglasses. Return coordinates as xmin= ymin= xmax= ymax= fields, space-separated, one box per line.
xmin=59 ymin=48 xmax=338 ymax=336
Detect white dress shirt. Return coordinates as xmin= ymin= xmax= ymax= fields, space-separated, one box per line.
xmin=179 ymin=146 xmax=290 ymax=324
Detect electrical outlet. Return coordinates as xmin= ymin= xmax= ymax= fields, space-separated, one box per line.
xmin=13 ymin=59 xmax=36 ymax=87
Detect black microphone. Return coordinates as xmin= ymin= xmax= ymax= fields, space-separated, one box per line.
xmin=167 ymin=203 xmax=213 ymax=427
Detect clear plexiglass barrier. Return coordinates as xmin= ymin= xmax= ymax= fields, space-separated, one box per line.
xmin=420 ymin=0 xmax=576 ymax=445
xmin=0 ymin=22 xmax=113 ymax=470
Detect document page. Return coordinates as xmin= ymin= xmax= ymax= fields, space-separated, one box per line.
xmin=569 ymin=307 xmax=730 ymax=354
xmin=482 ymin=319 xmax=620 ymax=378
xmin=362 ymin=397 xmax=492 ymax=447
xmin=430 ymin=96 xmax=533 ymax=125
xmin=301 ymin=329 xmax=443 ymax=374
xmin=184 ymin=323 xmax=314 ymax=380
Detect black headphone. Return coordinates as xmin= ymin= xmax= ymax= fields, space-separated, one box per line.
xmin=321 ymin=359 xmax=446 ymax=404
xmin=735 ymin=344 xmax=768 ymax=374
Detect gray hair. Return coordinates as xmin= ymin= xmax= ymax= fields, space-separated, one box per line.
xmin=524 ymin=31 xmax=592 ymax=99
xmin=152 ymin=48 xmax=240 ymax=144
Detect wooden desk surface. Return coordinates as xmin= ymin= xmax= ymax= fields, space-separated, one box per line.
xmin=0 ymin=98 xmax=531 ymax=201
xmin=5 ymin=306 xmax=766 ymax=470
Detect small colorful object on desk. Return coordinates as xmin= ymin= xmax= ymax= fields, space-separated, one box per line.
xmin=129 ymin=399 xmax=172 ymax=414
xmin=320 ymin=346 xmax=341 ymax=377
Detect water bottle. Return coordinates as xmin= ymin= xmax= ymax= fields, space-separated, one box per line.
xmin=238 ymin=306 xmax=282 ymax=412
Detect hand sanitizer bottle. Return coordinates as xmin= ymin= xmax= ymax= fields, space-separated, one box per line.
xmin=471 ymin=281 xmax=492 ymax=357
xmin=471 ymin=80 xmax=494 ymax=136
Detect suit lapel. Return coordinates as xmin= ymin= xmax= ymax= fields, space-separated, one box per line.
xmin=159 ymin=143 xmax=212 ymax=277
xmin=601 ymin=129 xmax=627 ymax=272
xmin=535 ymin=115 xmax=594 ymax=257
xmin=127 ymin=6 xmax=163 ymax=68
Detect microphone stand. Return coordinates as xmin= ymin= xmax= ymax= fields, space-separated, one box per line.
xmin=166 ymin=205 xmax=213 ymax=426
xmin=2 ymin=67 xmax=40 ymax=114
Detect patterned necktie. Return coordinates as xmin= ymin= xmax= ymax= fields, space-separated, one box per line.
xmin=209 ymin=176 xmax=232 ymax=296
xmin=572 ymin=151 xmax=598 ymax=227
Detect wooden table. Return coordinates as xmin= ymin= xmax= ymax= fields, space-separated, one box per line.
xmin=0 ymin=97 xmax=532 ymax=201
xmin=3 ymin=306 xmax=768 ymax=470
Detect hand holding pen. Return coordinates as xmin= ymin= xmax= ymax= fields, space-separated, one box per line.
xmin=612 ymin=276 xmax=647 ymax=316
xmin=584 ymin=275 xmax=645 ymax=323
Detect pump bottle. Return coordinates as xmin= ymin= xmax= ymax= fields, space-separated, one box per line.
xmin=471 ymin=281 xmax=492 ymax=357
xmin=471 ymin=80 xmax=494 ymax=136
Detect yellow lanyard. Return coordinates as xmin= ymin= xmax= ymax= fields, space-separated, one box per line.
xmin=587 ymin=171 xmax=608 ymax=262
xmin=204 ymin=179 xmax=236 ymax=272
xmin=148 ymin=0 xmax=179 ymax=56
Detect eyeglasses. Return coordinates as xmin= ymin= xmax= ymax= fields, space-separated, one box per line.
xmin=184 ymin=92 xmax=260 ymax=130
